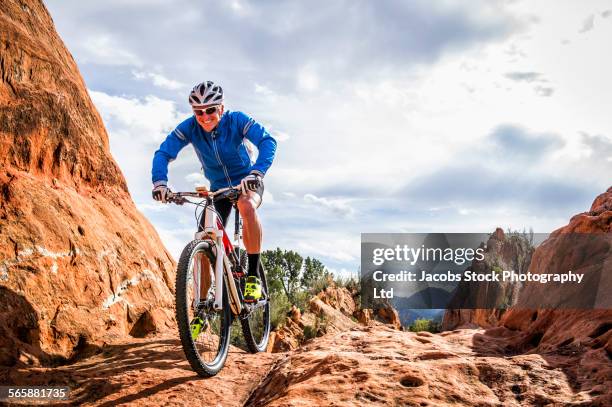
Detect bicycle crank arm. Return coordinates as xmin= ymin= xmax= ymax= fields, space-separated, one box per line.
xmin=240 ymin=299 xmax=268 ymax=317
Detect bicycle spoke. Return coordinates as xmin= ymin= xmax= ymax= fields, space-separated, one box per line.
xmin=185 ymin=248 xmax=224 ymax=364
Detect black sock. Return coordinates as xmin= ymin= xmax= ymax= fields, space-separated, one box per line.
xmin=247 ymin=253 xmax=260 ymax=278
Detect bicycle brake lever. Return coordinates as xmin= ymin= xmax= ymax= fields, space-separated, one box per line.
xmin=166 ymin=194 xmax=184 ymax=205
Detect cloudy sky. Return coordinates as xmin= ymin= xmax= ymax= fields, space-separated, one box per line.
xmin=46 ymin=0 xmax=612 ymax=276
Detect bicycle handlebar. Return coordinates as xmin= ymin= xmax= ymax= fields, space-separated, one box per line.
xmin=166 ymin=184 xmax=243 ymax=205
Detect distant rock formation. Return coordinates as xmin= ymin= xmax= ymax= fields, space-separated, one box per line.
xmin=442 ymin=227 xmax=535 ymax=330
xmin=0 ymin=0 xmax=176 ymax=367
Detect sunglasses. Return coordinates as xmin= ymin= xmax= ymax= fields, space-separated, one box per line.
xmin=194 ymin=106 xmax=220 ymax=116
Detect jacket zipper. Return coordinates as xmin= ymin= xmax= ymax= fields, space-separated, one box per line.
xmin=211 ymin=129 xmax=233 ymax=187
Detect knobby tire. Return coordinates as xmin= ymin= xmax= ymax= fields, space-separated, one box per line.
xmin=176 ymin=240 xmax=231 ymax=377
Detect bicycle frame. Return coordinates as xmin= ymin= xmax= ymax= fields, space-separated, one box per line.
xmin=169 ymin=186 xmax=246 ymax=316
xmin=194 ymin=202 xmax=242 ymax=315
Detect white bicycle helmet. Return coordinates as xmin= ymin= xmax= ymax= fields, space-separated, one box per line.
xmin=189 ymin=81 xmax=224 ymax=107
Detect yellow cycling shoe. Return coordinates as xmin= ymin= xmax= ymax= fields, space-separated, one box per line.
xmin=244 ymin=276 xmax=262 ymax=303
xmin=190 ymin=317 xmax=205 ymax=341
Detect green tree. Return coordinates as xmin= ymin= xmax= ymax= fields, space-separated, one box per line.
xmin=262 ymin=248 xmax=286 ymax=297
xmin=409 ymin=318 xmax=441 ymax=333
xmin=301 ymin=257 xmax=328 ymax=289
xmin=262 ymin=248 xmax=303 ymax=303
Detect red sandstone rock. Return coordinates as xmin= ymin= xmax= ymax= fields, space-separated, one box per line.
xmin=373 ymin=300 xmax=402 ymax=330
xmin=498 ymin=187 xmax=612 ymax=354
xmin=249 ymin=326 xmax=610 ymax=406
xmin=354 ymin=308 xmax=373 ymax=325
xmin=3 ymin=326 xmax=610 ymax=405
xmin=267 ymin=286 xmax=362 ymax=352
xmin=1 ymin=333 xmax=281 ymax=406
xmin=316 ymin=285 xmax=357 ymax=316
xmin=0 ymin=0 xmax=176 ymax=366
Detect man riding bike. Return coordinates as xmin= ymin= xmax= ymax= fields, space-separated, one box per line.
xmin=151 ymin=81 xmax=277 ymax=302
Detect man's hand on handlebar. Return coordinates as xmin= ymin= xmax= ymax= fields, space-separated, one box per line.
xmin=152 ymin=184 xmax=171 ymax=203
xmin=240 ymin=173 xmax=262 ymax=193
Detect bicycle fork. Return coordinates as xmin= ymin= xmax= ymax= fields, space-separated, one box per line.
xmin=198 ymin=204 xmax=242 ymax=315
xmin=213 ymin=236 xmax=225 ymax=311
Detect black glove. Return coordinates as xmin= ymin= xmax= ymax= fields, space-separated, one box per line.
xmin=240 ymin=173 xmax=262 ymax=192
xmin=152 ymin=184 xmax=170 ymax=203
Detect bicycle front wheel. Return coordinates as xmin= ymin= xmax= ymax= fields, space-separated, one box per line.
xmin=176 ymin=240 xmax=231 ymax=377
xmin=241 ymin=260 xmax=271 ymax=353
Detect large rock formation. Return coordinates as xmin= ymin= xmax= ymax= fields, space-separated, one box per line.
xmin=438 ymin=187 xmax=612 ymax=404
xmin=498 ymin=187 xmax=612 ymax=354
xmin=443 ymin=227 xmax=535 ymax=330
xmin=444 ymin=188 xmax=611 ymax=342
xmin=0 ymin=0 xmax=176 ymax=367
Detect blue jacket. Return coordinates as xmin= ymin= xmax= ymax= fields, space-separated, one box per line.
xmin=152 ymin=110 xmax=277 ymax=191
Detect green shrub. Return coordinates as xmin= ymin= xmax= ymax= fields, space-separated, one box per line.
xmin=292 ymin=290 xmax=311 ymax=315
xmin=315 ymin=313 xmax=329 ymax=336
xmin=308 ymin=275 xmax=333 ymax=295
xmin=270 ymin=291 xmax=292 ymax=330
xmin=230 ymin=319 xmax=248 ymax=350
xmin=333 ymin=275 xmax=360 ymax=291
xmin=409 ymin=318 xmax=441 ymax=333
xmin=303 ymin=324 xmax=317 ymax=340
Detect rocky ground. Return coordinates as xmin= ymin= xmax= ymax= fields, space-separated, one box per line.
xmin=3 ymin=324 xmax=609 ymax=406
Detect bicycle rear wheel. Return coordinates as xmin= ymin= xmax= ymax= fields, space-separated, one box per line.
xmin=176 ymin=240 xmax=231 ymax=376
xmin=240 ymin=260 xmax=271 ymax=353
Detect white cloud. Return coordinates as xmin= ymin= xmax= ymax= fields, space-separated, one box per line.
xmin=303 ymin=194 xmax=355 ymax=218
xmin=81 ymin=34 xmax=141 ymax=66
xmin=133 ymin=70 xmax=185 ymax=90
xmin=89 ymin=90 xmax=197 ymax=212
xmin=136 ymin=202 xmax=170 ymax=213
xmin=297 ymin=65 xmax=319 ymax=91
xmin=578 ymin=14 xmax=595 ymax=33
xmin=89 ymin=90 xmax=186 ymax=143
xmin=254 ymin=83 xmax=277 ymax=101
xmin=327 ymin=267 xmax=358 ymax=279
xmin=262 ymin=190 xmax=275 ymax=204
xmin=185 ymin=172 xmax=207 ymax=187
xmin=294 ymin=239 xmax=358 ymax=263
xmin=155 ymin=226 xmax=195 ymax=260
xmin=274 ymin=131 xmax=290 ymax=142
xmin=48 ymin=1 xmax=612 ymax=272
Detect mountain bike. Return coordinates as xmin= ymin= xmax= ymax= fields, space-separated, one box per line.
xmin=167 ymin=185 xmax=271 ymax=377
